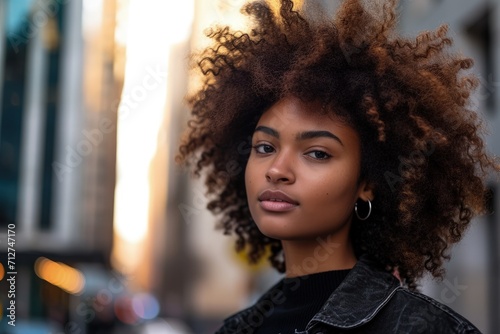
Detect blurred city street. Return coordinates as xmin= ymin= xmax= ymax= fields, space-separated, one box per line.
xmin=0 ymin=0 xmax=499 ymax=333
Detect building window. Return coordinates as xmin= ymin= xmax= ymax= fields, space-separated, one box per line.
xmin=465 ymin=8 xmax=495 ymax=115
xmin=0 ymin=1 xmax=33 ymax=228
xmin=39 ymin=12 xmax=63 ymax=230
xmin=485 ymin=185 xmax=499 ymax=333
xmin=0 ymin=1 xmax=65 ymax=230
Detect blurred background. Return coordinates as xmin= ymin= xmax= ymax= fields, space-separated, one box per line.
xmin=0 ymin=0 xmax=498 ymax=333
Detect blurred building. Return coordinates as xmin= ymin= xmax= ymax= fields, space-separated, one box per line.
xmin=0 ymin=0 xmax=125 ymax=332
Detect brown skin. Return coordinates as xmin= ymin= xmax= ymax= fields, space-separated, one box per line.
xmin=245 ymin=96 xmax=372 ymax=276
xmin=177 ymin=0 xmax=500 ymax=289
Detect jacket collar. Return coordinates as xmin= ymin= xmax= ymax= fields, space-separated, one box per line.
xmin=217 ymin=255 xmax=402 ymax=333
xmin=306 ymin=255 xmax=402 ymax=330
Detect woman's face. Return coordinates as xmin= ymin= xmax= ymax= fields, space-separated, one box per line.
xmin=245 ymin=96 xmax=373 ymax=241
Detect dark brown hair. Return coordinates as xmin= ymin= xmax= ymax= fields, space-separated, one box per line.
xmin=177 ymin=0 xmax=499 ymax=288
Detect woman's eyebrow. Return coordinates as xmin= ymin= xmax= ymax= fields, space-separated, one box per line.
xmin=297 ymin=130 xmax=343 ymax=146
xmin=254 ymin=125 xmax=279 ymax=138
xmin=253 ymin=126 xmax=343 ymax=146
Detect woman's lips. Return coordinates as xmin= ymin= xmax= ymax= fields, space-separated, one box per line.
xmin=259 ymin=200 xmax=298 ymax=212
xmin=258 ymin=190 xmax=299 ymax=212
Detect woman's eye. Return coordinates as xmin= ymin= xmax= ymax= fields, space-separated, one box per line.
xmin=306 ymin=150 xmax=331 ymax=160
xmin=253 ymin=144 xmax=274 ymax=154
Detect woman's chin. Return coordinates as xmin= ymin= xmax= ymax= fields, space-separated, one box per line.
xmin=255 ymin=225 xmax=317 ymax=241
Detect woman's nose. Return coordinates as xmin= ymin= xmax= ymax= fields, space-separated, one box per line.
xmin=265 ymin=152 xmax=295 ymax=184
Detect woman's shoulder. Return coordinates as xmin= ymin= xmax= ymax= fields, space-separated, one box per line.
xmin=307 ymin=256 xmax=482 ymax=333
xmin=214 ymin=279 xmax=287 ymax=334
xmin=376 ymin=287 xmax=482 ymax=333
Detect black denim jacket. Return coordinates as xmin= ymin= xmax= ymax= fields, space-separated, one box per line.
xmin=215 ymin=256 xmax=481 ymax=333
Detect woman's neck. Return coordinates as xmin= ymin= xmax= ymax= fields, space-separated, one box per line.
xmin=282 ymin=232 xmax=357 ymax=277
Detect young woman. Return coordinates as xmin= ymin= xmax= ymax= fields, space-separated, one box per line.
xmin=177 ymin=0 xmax=499 ymax=332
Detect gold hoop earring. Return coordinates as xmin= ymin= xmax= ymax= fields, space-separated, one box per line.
xmin=355 ymin=200 xmax=372 ymax=220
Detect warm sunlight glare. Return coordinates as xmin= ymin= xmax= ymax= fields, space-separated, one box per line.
xmin=112 ymin=0 xmax=193 ymax=273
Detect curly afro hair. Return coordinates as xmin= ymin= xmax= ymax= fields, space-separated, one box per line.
xmin=177 ymin=0 xmax=500 ymax=288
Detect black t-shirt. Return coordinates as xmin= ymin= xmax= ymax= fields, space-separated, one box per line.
xmin=254 ymin=269 xmax=350 ymax=334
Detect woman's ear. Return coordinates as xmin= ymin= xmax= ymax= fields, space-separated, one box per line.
xmin=358 ymin=180 xmax=375 ymax=202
